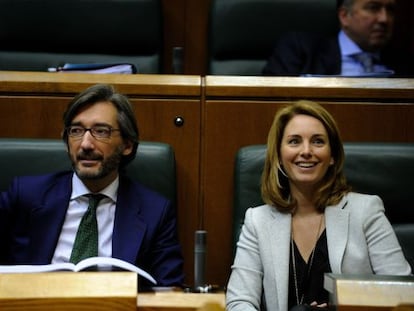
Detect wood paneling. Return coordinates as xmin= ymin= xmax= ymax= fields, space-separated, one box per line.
xmin=202 ymin=76 xmax=414 ymax=285
xmin=162 ymin=0 xmax=211 ymax=74
xmin=1 ymin=72 xmax=414 ymax=288
xmin=0 ymin=71 xmax=202 ymax=286
xmin=0 ymin=272 xmax=137 ymax=310
xmin=161 ymin=0 xmax=414 ymax=75
xmin=138 ymin=292 xmax=225 ymax=311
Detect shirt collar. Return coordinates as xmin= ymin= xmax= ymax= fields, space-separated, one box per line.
xmin=338 ymin=30 xmax=380 ymax=60
xmin=71 ymin=172 xmax=119 ymax=203
xmin=339 ymin=30 xmax=363 ymax=57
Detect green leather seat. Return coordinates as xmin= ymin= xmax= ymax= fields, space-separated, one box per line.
xmin=233 ymin=142 xmax=414 ymax=270
xmin=208 ymin=0 xmax=338 ymax=75
xmin=0 ymin=0 xmax=163 ymax=74
xmin=0 ymin=138 xmax=176 ymax=205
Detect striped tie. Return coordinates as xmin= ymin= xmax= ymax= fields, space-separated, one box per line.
xmin=353 ymin=52 xmax=374 ymax=73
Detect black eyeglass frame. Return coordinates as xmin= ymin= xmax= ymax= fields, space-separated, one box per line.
xmin=66 ymin=125 xmax=121 ymax=139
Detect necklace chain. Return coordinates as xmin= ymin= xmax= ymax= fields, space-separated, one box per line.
xmin=291 ymin=214 xmax=324 ymax=305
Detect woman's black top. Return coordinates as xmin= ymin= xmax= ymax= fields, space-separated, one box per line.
xmin=288 ymin=229 xmax=332 ymax=310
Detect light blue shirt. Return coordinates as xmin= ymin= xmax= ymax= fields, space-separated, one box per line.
xmin=338 ymin=30 xmax=393 ymax=76
xmin=52 ymin=173 xmax=118 ymax=263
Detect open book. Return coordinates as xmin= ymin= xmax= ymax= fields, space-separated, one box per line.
xmin=0 ymin=256 xmax=156 ymax=285
xmin=48 ymin=63 xmax=137 ymax=74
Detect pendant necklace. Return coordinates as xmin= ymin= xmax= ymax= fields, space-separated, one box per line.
xmin=291 ymin=214 xmax=324 ymax=305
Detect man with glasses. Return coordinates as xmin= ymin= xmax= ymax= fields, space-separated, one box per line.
xmin=0 ymin=84 xmax=184 ymax=289
xmin=263 ymin=0 xmax=414 ymax=77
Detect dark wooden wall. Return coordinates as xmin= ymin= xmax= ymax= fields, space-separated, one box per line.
xmin=162 ymin=0 xmax=211 ymax=75
xmin=1 ymin=72 xmax=413 ymax=286
xmin=0 ymin=72 xmax=202 ymax=288
xmin=201 ymin=76 xmax=414 ymax=285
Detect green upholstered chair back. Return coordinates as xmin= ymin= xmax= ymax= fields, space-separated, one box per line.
xmin=0 ymin=0 xmax=163 ymax=74
xmin=0 ymin=138 xmax=176 ymax=204
xmin=233 ymin=143 xmax=414 ymax=269
xmin=208 ymin=0 xmax=339 ymax=75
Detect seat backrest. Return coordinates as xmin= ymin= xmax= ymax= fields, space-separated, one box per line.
xmin=0 ymin=0 xmax=163 ymax=74
xmin=233 ymin=143 xmax=414 ymax=269
xmin=0 ymin=138 xmax=176 ymax=205
xmin=208 ymin=0 xmax=338 ymax=75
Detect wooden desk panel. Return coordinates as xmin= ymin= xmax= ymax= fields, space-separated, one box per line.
xmin=138 ymin=292 xmax=225 ymax=311
xmin=324 ymin=274 xmax=414 ymax=311
xmin=0 ymin=272 xmax=137 ymax=311
xmin=2 ymin=72 xmax=414 ymax=288
xmin=204 ymin=76 xmax=414 ymax=100
xmin=0 ymin=71 xmax=202 ymax=96
xmin=0 ymin=71 xmax=202 ymax=285
xmin=0 ymin=273 xmax=225 ymax=311
xmin=202 ymin=76 xmax=414 ymax=286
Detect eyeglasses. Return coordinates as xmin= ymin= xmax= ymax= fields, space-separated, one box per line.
xmin=66 ymin=125 xmax=120 ymax=139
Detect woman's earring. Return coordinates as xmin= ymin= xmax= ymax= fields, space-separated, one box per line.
xmin=277 ymin=162 xmax=288 ymax=178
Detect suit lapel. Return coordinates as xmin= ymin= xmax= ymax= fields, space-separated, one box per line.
xmin=318 ymin=37 xmax=342 ymax=75
xmin=262 ymin=195 xmax=349 ymax=309
xmin=30 ymin=173 xmax=72 ymax=263
xmin=325 ymin=196 xmax=349 ymax=273
xmin=112 ymin=177 xmax=146 ymax=263
xmin=23 ymin=173 xmax=146 ymax=264
xmin=266 ymin=208 xmax=291 ymax=311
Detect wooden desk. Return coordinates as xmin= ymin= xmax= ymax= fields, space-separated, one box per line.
xmin=324 ymin=273 xmax=414 ymax=311
xmin=0 ymin=272 xmax=137 ymax=310
xmin=0 ymin=272 xmax=225 ymax=311
xmin=1 ymin=72 xmax=414 ymax=288
xmin=137 ymin=291 xmax=225 ymax=311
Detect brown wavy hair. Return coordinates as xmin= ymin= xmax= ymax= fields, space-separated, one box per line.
xmin=261 ymin=100 xmax=351 ymax=213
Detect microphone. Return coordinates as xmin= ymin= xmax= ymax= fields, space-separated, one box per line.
xmin=172 ymin=46 xmax=184 ymax=74
xmin=194 ymin=230 xmax=207 ymax=291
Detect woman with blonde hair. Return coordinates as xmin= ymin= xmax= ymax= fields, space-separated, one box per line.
xmin=226 ymin=100 xmax=411 ymax=311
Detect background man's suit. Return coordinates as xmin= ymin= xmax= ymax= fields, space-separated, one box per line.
xmin=262 ymin=32 xmax=414 ymax=77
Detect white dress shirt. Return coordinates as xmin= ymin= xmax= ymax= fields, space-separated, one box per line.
xmin=52 ymin=173 xmax=118 ymax=263
xmin=338 ymin=30 xmax=393 ymax=76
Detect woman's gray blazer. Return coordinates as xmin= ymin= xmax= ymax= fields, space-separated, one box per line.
xmin=226 ymin=192 xmax=412 ymax=311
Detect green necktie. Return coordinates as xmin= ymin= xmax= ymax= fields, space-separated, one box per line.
xmin=69 ymin=194 xmax=105 ymax=264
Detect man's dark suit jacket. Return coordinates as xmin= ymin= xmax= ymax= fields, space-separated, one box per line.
xmin=0 ymin=171 xmax=184 ymax=289
xmin=262 ymin=32 xmax=414 ymax=77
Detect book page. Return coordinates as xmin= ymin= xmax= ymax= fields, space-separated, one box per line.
xmin=0 ymin=262 xmax=76 ymax=273
xmin=0 ymin=257 xmax=156 ymax=284
xmin=75 ymin=257 xmax=156 ymax=284
xmin=52 ymin=63 xmax=136 ymax=74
